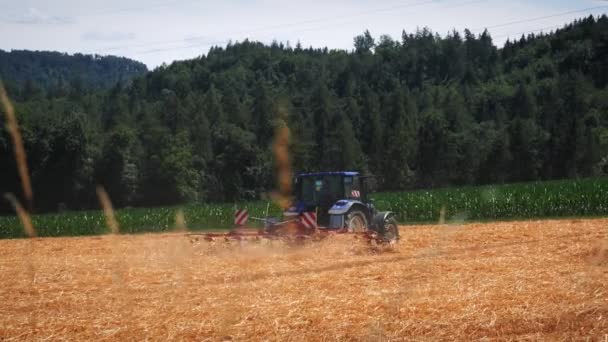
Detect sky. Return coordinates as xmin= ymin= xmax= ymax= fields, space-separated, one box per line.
xmin=0 ymin=0 xmax=606 ymax=69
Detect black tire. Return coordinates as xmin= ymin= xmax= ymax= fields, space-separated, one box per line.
xmin=346 ymin=210 xmax=368 ymax=232
xmin=381 ymin=216 xmax=400 ymax=243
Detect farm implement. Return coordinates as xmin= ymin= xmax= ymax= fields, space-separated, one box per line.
xmin=187 ymin=171 xmax=400 ymax=245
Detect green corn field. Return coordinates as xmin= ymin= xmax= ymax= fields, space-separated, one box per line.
xmin=371 ymin=177 xmax=608 ymax=223
xmin=1 ymin=177 xmax=607 ymax=239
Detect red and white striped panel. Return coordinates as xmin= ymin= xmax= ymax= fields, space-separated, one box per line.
xmin=351 ymin=190 xmax=360 ymax=198
xmin=300 ymin=212 xmax=317 ymax=229
xmin=234 ymin=209 xmax=249 ymax=226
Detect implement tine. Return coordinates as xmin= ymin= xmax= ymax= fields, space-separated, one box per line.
xmin=186 ymin=223 xmax=387 ymax=246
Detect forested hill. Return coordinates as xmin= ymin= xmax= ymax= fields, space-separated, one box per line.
xmin=0 ymin=50 xmax=147 ymax=97
xmin=1 ymin=15 xmax=608 ymax=213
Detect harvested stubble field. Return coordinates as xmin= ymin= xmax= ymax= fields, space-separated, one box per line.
xmin=1 ymin=219 xmax=607 ymax=341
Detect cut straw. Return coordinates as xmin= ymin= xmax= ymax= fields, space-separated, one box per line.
xmin=0 ymin=218 xmax=606 ymax=340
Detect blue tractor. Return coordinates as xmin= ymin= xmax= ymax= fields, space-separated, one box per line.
xmin=281 ymin=171 xmax=400 ymax=243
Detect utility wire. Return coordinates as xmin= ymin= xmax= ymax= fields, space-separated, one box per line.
xmin=490 ymin=9 xmax=608 ymax=40
xmin=280 ymin=0 xmax=489 ymax=36
xmin=472 ymin=5 xmax=608 ymax=31
xmin=145 ymin=14 xmax=602 ymax=56
xmin=126 ymin=1 xmax=607 ymax=54
xmin=87 ymin=0 xmax=452 ymax=54
xmin=0 ymin=0 xmax=193 ymax=23
xmin=133 ymin=0 xmax=490 ymax=55
xmin=87 ymin=1 xmax=607 ymax=57
xmin=87 ymin=0 xmax=191 ymax=16
xmin=493 ymin=24 xmax=566 ymax=40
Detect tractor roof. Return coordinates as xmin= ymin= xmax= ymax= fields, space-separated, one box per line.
xmin=296 ymin=171 xmax=359 ymax=178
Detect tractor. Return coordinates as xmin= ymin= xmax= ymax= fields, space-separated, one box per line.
xmin=188 ymin=171 xmax=400 ymax=244
xmin=277 ymin=171 xmax=400 ymax=243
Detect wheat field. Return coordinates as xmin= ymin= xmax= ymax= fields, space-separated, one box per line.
xmin=1 ymin=219 xmax=607 ymax=341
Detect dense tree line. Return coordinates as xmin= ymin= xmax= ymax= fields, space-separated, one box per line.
xmin=0 ymin=50 xmax=147 ymax=99
xmin=1 ymin=15 xmax=608 ymax=213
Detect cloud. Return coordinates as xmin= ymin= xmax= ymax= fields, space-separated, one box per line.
xmin=82 ymin=31 xmax=136 ymax=42
xmin=11 ymin=7 xmax=72 ymax=25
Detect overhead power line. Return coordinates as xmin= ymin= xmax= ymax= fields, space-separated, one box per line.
xmin=88 ymin=0 xmax=481 ymax=54
xmin=124 ymin=2 xmax=608 ymax=55
xmin=133 ymin=0 xmax=491 ymax=55
xmin=76 ymin=0 xmax=198 ymax=18
xmin=0 ymin=0 xmax=193 ymax=24
xmin=92 ymin=0 xmax=440 ymax=53
xmin=473 ymin=5 xmax=608 ymax=31
xmin=493 ymin=24 xmax=566 ymax=40
xmin=86 ymin=1 xmax=607 ymax=57
xmin=275 ymin=0 xmax=489 ymax=36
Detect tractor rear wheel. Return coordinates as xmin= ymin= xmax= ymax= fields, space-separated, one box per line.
xmin=346 ymin=210 xmax=368 ymax=232
xmin=381 ymin=216 xmax=400 ymax=243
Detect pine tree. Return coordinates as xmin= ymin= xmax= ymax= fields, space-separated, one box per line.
xmin=383 ymin=87 xmax=416 ymax=189
xmin=327 ymin=114 xmax=363 ymax=170
xmin=222 ymin=87 xmax=247 ymax=127
xmin=251 ymin=81 xmax=274 ymax=146
xmin=203 ymin=84 xmax=224 ymax=127
xmin=479 ymin=127 xmax=512 ymax=184
xmin=512 ymin=83 xmax=537 ymax=119
xmin=417 ymin=110 xmax=449 ymax=187
xmin=95 ymin=125 xmax=141 ymax=206
xmin=443 ymin=86 xmax=470 ymax=131
xmin=354 ymin=30 xmax=375 ymax=54
xmin=509 ymin=119 xmax=546 ymax=181
xmin=310 ymin=83 xmax=334 ymax=168
xmin=360 ymin=86 xmax=383 ymax=169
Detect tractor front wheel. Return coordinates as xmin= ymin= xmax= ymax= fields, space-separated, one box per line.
xmin=346 ymin=210 xmax=368 ymax=232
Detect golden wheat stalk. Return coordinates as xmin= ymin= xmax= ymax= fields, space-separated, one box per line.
xmin=175 ymin=209 xmax=187 ymax=232
xmin=272 ymin=104 xmax=292 ymax=210
xmin=4 ymin=193 xmax=36 ymax=237
xmin=96 ymin=186 xmax=120 ymax=234
xmin=0 ymin=81 xmax=33 ymax=204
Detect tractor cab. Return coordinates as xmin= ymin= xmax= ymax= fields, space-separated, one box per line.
xmin=296 ymin=171 xmax=367 ymax=206
xmin=285 ymin=171 xmax=375 ymax=229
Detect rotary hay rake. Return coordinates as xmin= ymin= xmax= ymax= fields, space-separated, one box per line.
xmin=186 ymin=209 xmax=391 ymax=246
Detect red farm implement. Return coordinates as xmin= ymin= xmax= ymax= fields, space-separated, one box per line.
xmin=186 ymin=171 xmax=400 ymax=245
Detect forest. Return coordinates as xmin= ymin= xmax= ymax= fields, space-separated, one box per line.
xmin=0 ymin=50 xmax=147 ymax=96
xmin=1 ymin=15 xmax=607 ymax=213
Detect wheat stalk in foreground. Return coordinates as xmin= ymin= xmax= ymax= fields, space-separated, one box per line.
xmin=96 ymin=186 xmax=120 ymax=234
xmin=1 ymin=81 xmax=36 ymax=238
xmin=4 ymin=193 xmax=36 ymax=237
xmin=175 ymin=209 xmax=187 ymax=232
xmin=272 ymin=104 xmax=292 ymax=210
xmin=1 ymin=81 xmax=33 ymax=205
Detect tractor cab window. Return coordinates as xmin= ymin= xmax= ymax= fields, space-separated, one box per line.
xmin=298 ymin=175 xmax=345 ymax=206
xmin=344 ymin=176 xmax=362 ymax=199
xmin=299 ymin=177 xmax=317 ymax=204
xmin=315 ymin=180 xmax=323 ymax=191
